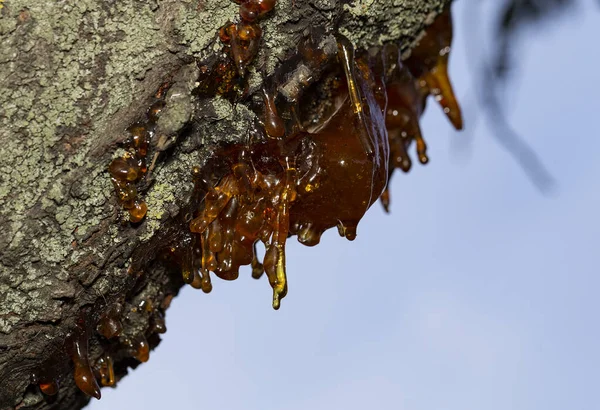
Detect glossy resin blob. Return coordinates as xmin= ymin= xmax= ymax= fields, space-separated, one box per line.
xmin=186 ymin=38 xmax=390 ymax=309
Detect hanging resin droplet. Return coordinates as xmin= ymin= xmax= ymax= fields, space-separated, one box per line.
xmin=405 ymin=8 xmax=463 ymax=130
xmin=263 ymin=88 xmax=286 ymax=138
xmin=152 ymin=311 xmax=167 ymax=334
xmin=95 ymin=354 xmax=115 ymax=387
xmin=378 ymin=41 xmax=430 ymax=211
xmin=132 ymin=336 xmax=150 ymax=363
xmin=70 ymin=328 xmax=101 ymax=400
xmin=336 ymin=35 xmax=376 ymax=157
xmin=129 ymin=199 xmax=148 ymax=223
xmin=97 ymin=303 xmax=123 ymax=340
xmin=248 ymin=241 xmax=264 ymax=279
xmin=108 ymin=83 xmax=169 ymax=225
xmin=39 ymin=380 xmax=59 ymax=396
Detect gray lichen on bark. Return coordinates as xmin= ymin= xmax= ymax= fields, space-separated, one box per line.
xmin=0 ymin=0 xmax=450 ymax=408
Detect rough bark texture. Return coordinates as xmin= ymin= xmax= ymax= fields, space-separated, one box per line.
xmin=0 ymin=0 xmax=450 ymax=409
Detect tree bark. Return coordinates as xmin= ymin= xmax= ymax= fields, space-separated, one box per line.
xmin=0 ymin=0 xmax=450 ymax=408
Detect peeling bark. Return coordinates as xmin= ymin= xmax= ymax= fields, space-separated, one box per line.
xmin=0 ymin=0 xmax=450 ymax=409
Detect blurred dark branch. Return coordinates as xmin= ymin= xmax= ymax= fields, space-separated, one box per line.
xmin=494 ymin=0 xmax=573 ymax=81
xmin=461 ymin=0 xmax=583 ymax=192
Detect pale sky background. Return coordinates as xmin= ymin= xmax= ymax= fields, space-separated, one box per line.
xmin=91 ymin=1 xmax=600 ymax=409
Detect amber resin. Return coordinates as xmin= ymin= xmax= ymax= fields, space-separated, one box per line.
xmin=106 ymin=0 xmax=462 ymax=344
xmin=95 ymin=354 xmax=115 ymax=387
xmin=185 ymin=34 xmax=389 ymax=309
xmin=375 ymin=44 xmax=427 ymax=211
xmin=381 ymin=8 xmax=464 ymax=211
xmin=96 ymin=303 xmax=124 ymax=340
xmin=151 ymin=310 xmax=167 ymax=334
xmin=405 ymin=8 xmax=463 ymax=131
xmin=181 ymin=8 xmax=464 ymax=308
xmin=39 ymin=380 xmax=59 ymax=396
xmin=69 ymin=324 xmax=101 ymax=400
xmin=130 ymin=336 xmax=150 ymax=363
xmin=108 ymin=92 xmax=167 ymax=223
xmin=139 ymin=8 xmax=464 ymax=310
xmin=220 ymin=0 xmax=277 ymax=77
xmin=92 ymin=2 xmax=465 ymax=403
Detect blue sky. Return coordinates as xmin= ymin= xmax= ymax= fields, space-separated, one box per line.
xmin=91 ymin=1 xmax=600 ymax=409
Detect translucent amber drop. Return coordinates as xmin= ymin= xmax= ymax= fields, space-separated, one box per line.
xmin=71 ymin=329 xmax=101 ymax=400
xmin=240 ymin=2 xmax=260 ymax=22
xmin=39 ymin=380 xmax=59 ymax=396
xmin=96 ymin=354 xmax=115 ymax=387
xmin=129 ymin=200 xmax=147 ymax=223
xmin=133 ymin=337 xmax=150 ymax=363
xmin=405 ymin=9 xmax=463 ymax=130
xmin=97 ymin=316 xmax=122 ymax=340
xmin=257 ymin=0 xmax=276 ymax=14
xmin=109 ymin=158 xmax=138 ymax=182
xmin=152 ymin=311 xmax=167 ymax=334
xmin=263 ymin=89 xmax=285 ymax=138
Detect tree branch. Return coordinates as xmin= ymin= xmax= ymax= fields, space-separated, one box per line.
xmin=0 ymin=0 xmax=450 ymax=409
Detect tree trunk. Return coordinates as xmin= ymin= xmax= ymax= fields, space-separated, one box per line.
xmin=0 ymin=0 xmax=450 ymax=408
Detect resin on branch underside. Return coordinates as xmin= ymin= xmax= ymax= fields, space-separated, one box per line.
xmin=35 ymin=1 xmax=463 ymax=402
